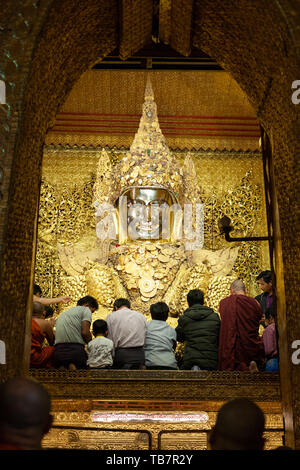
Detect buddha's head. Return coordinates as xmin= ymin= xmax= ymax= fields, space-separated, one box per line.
xmin=93 ymin=77 xmax=202 ymax=247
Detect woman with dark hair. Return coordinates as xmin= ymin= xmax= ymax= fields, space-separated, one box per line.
xmin=144 ymin=302 xmax=178 ymax=370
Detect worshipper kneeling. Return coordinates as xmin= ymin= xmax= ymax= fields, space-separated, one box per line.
xmin=144 ymin=302 xmax=178 ymax=370
xmin=208 ymin=398 xmax=265 ymax=450
xmin=106 ymin=298 xmax=147 ymax=370
xmin=30 ymin=301 xmax=55 ymax=369
xmin=87 ymin=319 xmax=114 ymax=369
xmin=218 ymin=280 xmax=264 ymax=371
xmin=175 ymin=289 xmax=220 ymax=370
xmin=262 ymin=303 xmax=279 ymax=372
xmin=52 ymin=296 xmax=98 ymax=370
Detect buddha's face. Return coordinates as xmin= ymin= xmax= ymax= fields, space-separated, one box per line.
xmin=117 ymin=186 xmax=177 ymax=241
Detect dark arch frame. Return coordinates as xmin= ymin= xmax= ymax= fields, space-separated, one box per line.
xmin=0 ymin=0 xmax=299 ymax=447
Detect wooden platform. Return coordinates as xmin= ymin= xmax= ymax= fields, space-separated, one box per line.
xmin=30 ymin=369 xmax=281 ymax=402
xmin=29 ymin=370 xmax=283 ymax=450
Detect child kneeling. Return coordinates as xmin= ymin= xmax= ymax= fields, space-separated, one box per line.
xmin=87 ymin=320 xmax=114 ymax=369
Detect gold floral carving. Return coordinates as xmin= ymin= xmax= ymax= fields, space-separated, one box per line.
xmin=30 ymin=369 xmax=281 ymax=401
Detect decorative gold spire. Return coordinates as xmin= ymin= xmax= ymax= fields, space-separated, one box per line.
xmin=144 ymin=74 xmax=154 ymax=100
xmin=130 ymin=76 xmax=169 ymax=158
xmin=111 ymin=76 xmax=184 ymax=202
xmin=94 ymin=76 xmax=202 ymax=208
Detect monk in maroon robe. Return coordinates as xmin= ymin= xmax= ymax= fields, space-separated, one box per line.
xmin=218 ymin=280 xmax=264 ymax=371
xmin=30 ymin=301 xmax=55 ymax=368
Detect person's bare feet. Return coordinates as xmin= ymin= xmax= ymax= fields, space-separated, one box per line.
xmin=68 ymin=363 xmax=76 ymax=371
xmin=249 ymin=361 xmax=259 ymax=372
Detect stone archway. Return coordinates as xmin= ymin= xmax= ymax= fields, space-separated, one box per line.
xmin=0 ymin=0 xmax=299 ymax=447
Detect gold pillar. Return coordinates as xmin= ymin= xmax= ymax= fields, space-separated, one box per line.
xmin=270 ymin=136 xmax=297 ymax=449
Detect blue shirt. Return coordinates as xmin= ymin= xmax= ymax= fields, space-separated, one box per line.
xmin=144 ymin=320 xmax=178 ymax=369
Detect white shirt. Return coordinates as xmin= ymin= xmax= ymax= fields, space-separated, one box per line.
xmin=106 ymin=307 xmax=147 ymax=349
xmin=87 ymin=336 xmax=114 ymax=368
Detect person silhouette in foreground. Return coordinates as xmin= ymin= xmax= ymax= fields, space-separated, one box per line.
xmin=209 ymin=398 xmax=265 ymax=450
xmin=0 ymin=376 xmax=53 ymax=450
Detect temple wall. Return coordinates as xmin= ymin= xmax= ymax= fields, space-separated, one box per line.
xmin=45 ymin=69 xmax=259 ymax=152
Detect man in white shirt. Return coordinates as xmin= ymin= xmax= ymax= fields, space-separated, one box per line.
xmin=106 ymin=298 xmax=147 ymax=369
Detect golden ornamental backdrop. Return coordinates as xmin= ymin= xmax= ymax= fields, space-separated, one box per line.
xmin=36 ymin=77 xmax=269 ymax=329
xmin=36 ymin=146 xmax=269 ymax=320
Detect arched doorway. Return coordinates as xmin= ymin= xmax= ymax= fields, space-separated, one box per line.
xmin=0 ymin=0 xmax=299 ymax=448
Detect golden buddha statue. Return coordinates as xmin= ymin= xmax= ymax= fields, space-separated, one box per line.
xmin=57 ymin=78 xmax=239 ymax=322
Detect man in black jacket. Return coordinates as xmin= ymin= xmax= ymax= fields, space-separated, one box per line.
xmin=176 ymin=289 xmax=220 ymax=370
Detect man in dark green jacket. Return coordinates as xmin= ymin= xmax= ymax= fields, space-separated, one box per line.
xmin=176 ymin=289 xmax=220 ymax=370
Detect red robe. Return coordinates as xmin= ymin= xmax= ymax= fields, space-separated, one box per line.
xmin=30 ymin=319 xmax=54 ymax=368
xmin=218 ymin=294 xmax=264 ymax=371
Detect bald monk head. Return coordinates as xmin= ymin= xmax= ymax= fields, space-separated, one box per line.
xmin=209 ymin=398 xmax=265 ymax=450
xmin=0 ymin=376 xmax=53 ymax=450
xmin=32 ymin=301 xmax=46 ymax=318
xmin=230 ymin=280 xmax=246 ymax=295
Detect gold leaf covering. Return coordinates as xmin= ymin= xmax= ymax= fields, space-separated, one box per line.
xmin=36 ymin=80 xmax=269 ymax=324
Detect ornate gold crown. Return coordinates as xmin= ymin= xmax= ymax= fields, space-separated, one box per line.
xmin=94 ymin=77 xmax=202 ymax=208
